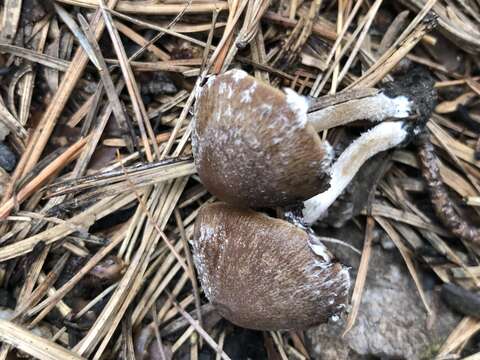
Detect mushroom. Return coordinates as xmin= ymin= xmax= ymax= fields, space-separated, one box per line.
xmin=302 ymin=121 xmax=409 ymax=224
xmin=192 ymin=202 xmax=350 ymax=330
xmin=193 ymin=69 xmax=413 ymax=218
xmin=304 ymin=67 xmax=437 ymax=226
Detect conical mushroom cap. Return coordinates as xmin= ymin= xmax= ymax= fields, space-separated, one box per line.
xmin=192 ymin=202 xmax=350 ymax=331
xmin=193 ymin=69 xmax=333 ymax=208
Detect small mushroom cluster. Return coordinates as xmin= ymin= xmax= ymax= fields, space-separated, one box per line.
xmin=190 ymin=69 xmax=416 ymax=331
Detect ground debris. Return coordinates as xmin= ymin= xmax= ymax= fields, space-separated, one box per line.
xmin=0 ymin=0 xmax=479 ymax=359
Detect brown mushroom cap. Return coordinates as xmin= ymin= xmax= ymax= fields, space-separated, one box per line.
xmin=193 ymin=69 xmax=333 ymax=208
xmin=192 ymin=202 xmax=350 ymax=331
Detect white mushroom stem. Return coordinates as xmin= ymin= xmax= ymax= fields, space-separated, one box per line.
xmin=302 ymin=121 xmax=409 ymax=225
xmin=307 ymin=92 xmax=413 ymax=131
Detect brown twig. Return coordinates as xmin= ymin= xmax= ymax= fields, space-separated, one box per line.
xmin=417 ymin=133 xmax=480 ymax=244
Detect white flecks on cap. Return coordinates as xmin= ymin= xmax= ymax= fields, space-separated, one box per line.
xmin=284 ymin=88 xmax=309 ymax=127
xmin=195 ymin=78 xmax=211 ymax=100
xmin=218 ymin=81 xmax=227 ymax=94
xmin=307 ymin=235 xmax=331 ymax=262
xmin=227 ymin=86 xmax=234 ymax=99
xmin=240 ymin=81 xmax=258 ymax=103
xmin=192 ymin=222 xmax=223 ymax=301
xmin=205 ymin=74 xmax=216 ymax=88
xmin=301 ymin=259 xmax=350 ymax=301
xmin=198 ymin=223 xmax=215 ymax=244
xmin=302 ymin=121 xmax=408 ymax=225
xmin=230 ymin=68 xmax=248 ymax=82
xmin=320 ymin=141 xmax=335 ymax=169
